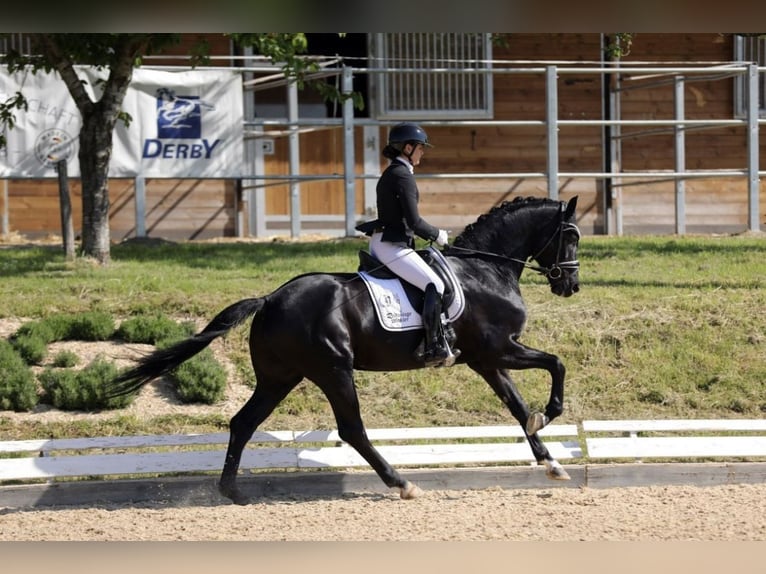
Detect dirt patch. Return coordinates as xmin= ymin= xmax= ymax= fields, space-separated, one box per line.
xmin=2 ymin=483 xmax=766 ymax=541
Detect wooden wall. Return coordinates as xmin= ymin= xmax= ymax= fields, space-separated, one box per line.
xmin=263 ymin=126 xmax=366 ymax=217
xmin=415 ymin=33 xmax=766 ymax=235
xmin=612 ymin=33 xmax=764 ymax=233
xmin=416 ymin=33 xmax=606 ymax=233
xmin=6 ymin=178 xmax=236 ymax=241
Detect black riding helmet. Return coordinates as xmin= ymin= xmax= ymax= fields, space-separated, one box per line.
xmin=384 ymin=122 xmax=433 ymax=161
xmin=387 ymin=122 xmax=433 ymax=148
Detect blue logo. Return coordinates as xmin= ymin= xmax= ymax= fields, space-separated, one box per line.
xmin=143 ymin=87 xmax=221 ymax=160
xmin=155 ymin=87 xmax=208 ymax=139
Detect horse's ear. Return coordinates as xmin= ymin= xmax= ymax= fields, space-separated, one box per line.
xmin=564 ymin=196 xmax=578 ymax=219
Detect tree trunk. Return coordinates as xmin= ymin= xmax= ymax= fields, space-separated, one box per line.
xmin=56 ymin=160 xmax=76 ymax=261
xmin=78 ymin=110 xmax=114 ymax=265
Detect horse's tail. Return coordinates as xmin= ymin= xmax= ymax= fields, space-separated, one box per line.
xmin=105 ymin=297 xmax=266 ymax=398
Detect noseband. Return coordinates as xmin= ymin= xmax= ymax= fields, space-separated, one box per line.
xmin=531 ymin=220 xmax=581 ymax=280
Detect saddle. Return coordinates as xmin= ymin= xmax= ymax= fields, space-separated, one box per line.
xmin=356 ymin=246 xmax=464 ymax=331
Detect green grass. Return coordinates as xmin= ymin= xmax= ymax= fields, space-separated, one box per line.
xmin=1 ymin=234 xmax=765 ymax=440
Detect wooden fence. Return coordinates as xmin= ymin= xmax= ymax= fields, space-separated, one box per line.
xmin=2 ymin=419 xmax=766 ymax=483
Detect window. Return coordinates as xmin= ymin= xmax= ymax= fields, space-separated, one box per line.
xmin=371 ymin=33 xmax=493 ymax=120
xmin=733 ymin=34 xmax=766 ymax=118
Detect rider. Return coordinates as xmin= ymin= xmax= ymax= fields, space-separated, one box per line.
xmin=356 ymin=122 xmax=459 ymax=367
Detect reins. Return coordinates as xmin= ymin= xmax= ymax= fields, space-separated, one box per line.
xmin=445 ymin=219 xmax=581 ymax=280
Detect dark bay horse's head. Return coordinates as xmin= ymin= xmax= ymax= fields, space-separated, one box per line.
xmin=531 ymin=196 xmax=580 ymax=297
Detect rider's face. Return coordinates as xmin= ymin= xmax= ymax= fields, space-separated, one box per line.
xmin=408 ymin=143 xmax=425 ymax=166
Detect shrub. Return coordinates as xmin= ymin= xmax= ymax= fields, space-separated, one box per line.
xmin=0 ymin=340 xmax=38 ymax=411
xmin=39 ymin=357 xmax=134 ymax=411
xmin=116 ymin=314 xmax=194 ymax=345
xmin=52 ymin=350 xmax=79 ymax=368
xmin=173 ymin=349 xmax=227 ymax=405
xmin=11 ymin=319 xmax=58 ymax=364
xmin=13 ymin=320 xmax=58 ymax=343
xmin=38 ymin=368 xmax=79 ymax=407
xmin=64 ymin=311 xmax=116 ymax=341
xmin=11 ymin=333 xmax=49 ymax=365
xmin=11 ymin=312 xmax=115 ymax=364
xmin=40 ymin=314 xmax=74 ymax=341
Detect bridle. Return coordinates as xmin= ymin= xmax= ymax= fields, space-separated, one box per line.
xmin=530 ymin=219 xmax=581 ymax=280
xmin=446 ymin=215 xmax=581 ymax=281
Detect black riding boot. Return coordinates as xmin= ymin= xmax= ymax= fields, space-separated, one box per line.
xmin=421 ymin=283 xmax=459 ymax=367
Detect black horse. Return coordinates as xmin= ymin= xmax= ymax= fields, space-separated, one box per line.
xmin=106 ymin=195 xmax=581 ymax=504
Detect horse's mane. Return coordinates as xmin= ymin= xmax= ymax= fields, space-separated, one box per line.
xmin=453 ymin=196 xmax=559 ymax=248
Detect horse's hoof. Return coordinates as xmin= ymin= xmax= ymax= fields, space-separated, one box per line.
xmin=526 ymin=412 xmax=549 ymax=435
xmin=400 ymin=481 xmax=424 ymax=499
xmin=544 ymin=461 xmax=571 ymax=481
xmin=219 ymin=483 xmax=250 ymax=505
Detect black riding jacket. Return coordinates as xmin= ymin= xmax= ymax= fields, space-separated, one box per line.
xmin=357 ymin=159 xmax=440 ymax=248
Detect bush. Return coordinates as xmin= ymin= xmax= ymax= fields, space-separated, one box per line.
xmin=39 ymin=357 xmax=134 ymax=411
xmin=116 ymin=314 xmax=194 ymax=345
xmin=11 ymin=333 xmax=49 ymax=365
xmin=40 ymin=314 xmax=74 ymax=341
xmin=38 ymin=368 xmax=78 ymax=407
xmin=173 ymin=349 xmax=227 ymax=405
xmin=52 ymin=350 xmax=79 ymax=368
xmin=13 ymin=320 xmax=58 ymax=343
xmin=0 ymin=340 xmax=39 ymax=411
xmin=64 ymin=311 xmax=116 ymax=341
xmin=11 ymin=312 xmax=115 ymax=364
xmin=11 ymin=319 xmax=58 ymax=364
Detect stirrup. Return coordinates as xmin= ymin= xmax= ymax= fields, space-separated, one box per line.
xmin=440 ymin=347 xmax=460 ymax=368
xmin=423 ymin=345 xmax=460 ymax=368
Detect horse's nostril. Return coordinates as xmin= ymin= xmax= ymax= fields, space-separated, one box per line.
xmin=572 ymin=284 xmax=580 ymax=293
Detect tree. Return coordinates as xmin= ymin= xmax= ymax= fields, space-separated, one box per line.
xmin=1 ymin=33 xmax=346 ymax=264
xmin=2 ymin=34 xmax=181 ymax=263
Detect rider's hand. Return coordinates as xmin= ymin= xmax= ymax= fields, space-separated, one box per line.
xmin=436 ymin=229 xmax=449 ymax=246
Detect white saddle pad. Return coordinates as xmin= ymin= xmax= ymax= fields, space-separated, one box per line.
xmin=359 ymin=274 xmax=421 ymax=331
xmin=358 ymin=248 xmax=465 ymax=333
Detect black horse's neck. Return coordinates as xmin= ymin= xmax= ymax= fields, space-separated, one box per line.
xmin=451 ymin=196 xmax=563 ymax=263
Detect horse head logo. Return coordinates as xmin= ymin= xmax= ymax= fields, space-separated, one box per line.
xmin=155 ymin=87 xmax=215 ymax=139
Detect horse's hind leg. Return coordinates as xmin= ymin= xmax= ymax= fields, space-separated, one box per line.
xmin=471 ymin=365 xmax=570 ymax=481
xmin=219 ymin=376 xmax=301 ymax=505
xmin=315 ymin=369 xmax=422 ymax=499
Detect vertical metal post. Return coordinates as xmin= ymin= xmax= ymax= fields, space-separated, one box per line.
xmin=134 ymin=176 xmax=146 ymax=238
xmin=674 ymin=75 xmax=686 ymax=235
xmin=601 ymin=34 xmax=613 ymax=237
xmin=250 ymin=132 xmax=267 ymax=238
xmin=288 ymin=80 xmax=301 ymax=238
xmin=609 ymin=63 xmax=624 ymax=236
xmin=242 ymin=47 xmax=266 ymax=238
xmin=746 ymin=63 xmax=761 ymax=232
xmin=362 ymin=125 xmax=380 ymax=216
xmin=342 ymin=66 xmax=356 ymax=237
xmin=546 ymin=66 xmax=559 ymax=200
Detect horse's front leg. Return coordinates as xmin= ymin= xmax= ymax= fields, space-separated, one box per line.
xmin=494 ymin=339 xmax=566 ymax=435
xmin=470 ymin=364 xmax=570 ymax=481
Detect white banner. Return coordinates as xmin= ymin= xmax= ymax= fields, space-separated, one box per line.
xmin=0 ymin=67 xmax=244 ymax=178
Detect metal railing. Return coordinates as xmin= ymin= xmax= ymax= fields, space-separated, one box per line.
xmin=237 ymin=60 xmax=763 ymax=238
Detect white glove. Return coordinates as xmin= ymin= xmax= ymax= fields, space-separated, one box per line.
xmin=436 ymin=229 xmax=449 ymax=246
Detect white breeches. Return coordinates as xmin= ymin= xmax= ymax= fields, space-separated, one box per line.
xmin=370 ymin=232 xmax=445 ymax=294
